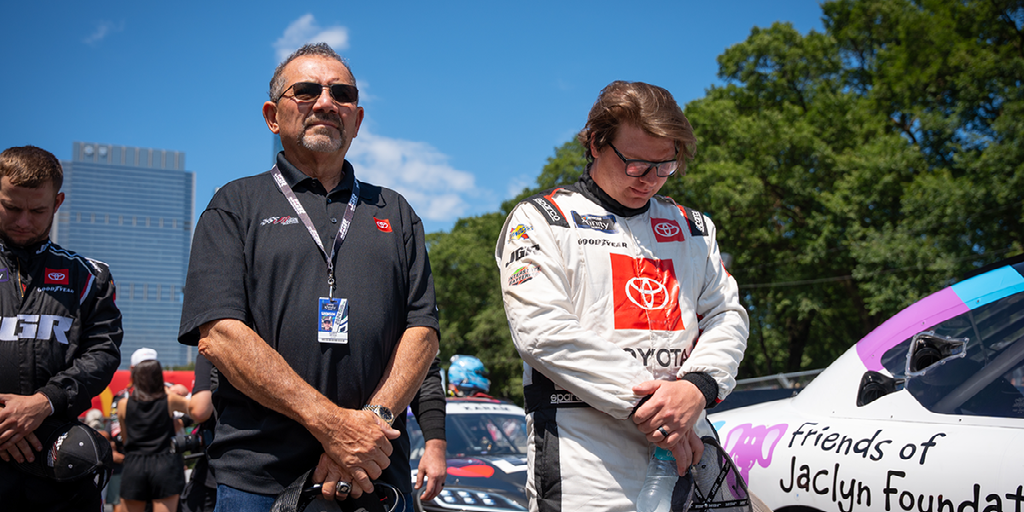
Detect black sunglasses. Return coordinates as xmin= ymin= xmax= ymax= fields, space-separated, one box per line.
xmin=608 ymin=142 xmax=679 ymax=177
xmin=278 ymin=82 xmax=359 ymax=104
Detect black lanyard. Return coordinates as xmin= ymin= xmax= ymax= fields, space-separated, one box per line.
xmin=271 ymin=166 xmax=359 ymax=297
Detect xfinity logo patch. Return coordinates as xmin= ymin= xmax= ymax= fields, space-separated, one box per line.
xmin=572 ymin=211 xmax=617 ymax=233
xmin=0 ymin=315 xmax=75 ymax=344
xmin=260 ymin=216 xmax=300 ymax=226
xmin=44 ymin=269 xmax=69 ymax=285
xmin=506 ymin=244 xmax=541 ymax=267
xmin=0 ymin=268 xmax=7 ymax=283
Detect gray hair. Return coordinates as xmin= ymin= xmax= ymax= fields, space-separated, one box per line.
xmin=268 ymin=42 xmax=356 ymax=102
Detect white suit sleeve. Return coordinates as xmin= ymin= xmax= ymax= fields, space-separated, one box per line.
xmin=678 ymin=216 xmax=750 ymax=403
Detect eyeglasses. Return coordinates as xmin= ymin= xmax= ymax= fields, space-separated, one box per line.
xmin=608 ymin=142 xmax=679 ymax=177
xmin=277 ymin=82 xmax=359 ymax=104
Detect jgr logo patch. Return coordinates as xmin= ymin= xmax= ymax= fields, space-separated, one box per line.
xmin=508 ymin=264 xmax=539 ymax=286
xmin=610 ymin=254 xmax=683 ymax=331
xmin=0 ymin=315 xmax=75 ymax=344
xmin=651 ymin=218 xmax=685 ymax=242
xmin=572 ymin=211 xmax=616 ymax=233
xmin=44 ymin=269 xmax=69 ymax=285
xmin=506 ymin=244 xmax=540 ymax=267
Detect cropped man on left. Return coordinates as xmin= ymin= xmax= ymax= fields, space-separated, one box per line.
xmin=0 ymin=145 xmax=124 ymax=511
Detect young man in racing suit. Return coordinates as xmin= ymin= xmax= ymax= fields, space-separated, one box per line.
xmin=0 ymin=145 xmax=123 ymax=511
xmin=496 ymin=82 xmax=749 ymax=512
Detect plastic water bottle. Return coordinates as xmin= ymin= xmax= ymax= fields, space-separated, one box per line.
xmin=636 ymin=447 xmax=678 ymax=512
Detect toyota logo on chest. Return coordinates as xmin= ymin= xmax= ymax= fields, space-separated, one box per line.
xmin=625 ymin=277 xmax=669 ymax=310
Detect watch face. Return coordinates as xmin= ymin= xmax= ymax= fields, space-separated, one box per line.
xmin=367 ymin=405 xmax=394 ymax=425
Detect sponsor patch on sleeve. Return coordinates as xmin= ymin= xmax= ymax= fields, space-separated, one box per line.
xmin=508 ymin=264 xmax=540 ymax=286
xmin=526 ymin=190 xmax=570 ymax=228
xmin=572 ymin=211 xmax=617 ymax=233
xmin=651 ymin=218 xmax=685 ymax=242
xmin=680 ymin=206 xmax=708 ymax=236
xmin=508 ymin=223 xmax=534 ymax=242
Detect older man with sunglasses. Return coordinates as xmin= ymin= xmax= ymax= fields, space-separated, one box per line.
xmin=496 ymin=81 xmax=750 ymax=512
xmin=179 ymin=43 xmax=440 ymax=512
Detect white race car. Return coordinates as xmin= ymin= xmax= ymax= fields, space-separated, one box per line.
xmin=710 ymin=257 xmax=1024 ymax=512
xmin=408 ymin=396 xmax=529 ymax=512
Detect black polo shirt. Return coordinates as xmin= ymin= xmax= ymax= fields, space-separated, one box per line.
xmin=179 ymin=153 xmax=439 ymax=494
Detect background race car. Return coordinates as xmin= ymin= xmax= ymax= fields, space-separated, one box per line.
xmin=710 ymin=257 xmax=1024 ymax=512
xmin=408 ymin=396 xmax=529 ymax=512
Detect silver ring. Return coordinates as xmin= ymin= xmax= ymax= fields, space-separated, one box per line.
xmin=336 ymin=481 xmax=351 ymax=494
xmin=657 ymin=426 xmax=671 ymax=437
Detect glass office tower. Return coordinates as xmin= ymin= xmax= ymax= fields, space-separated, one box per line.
xmin=54 ymin=142 xmax=195 ymax=368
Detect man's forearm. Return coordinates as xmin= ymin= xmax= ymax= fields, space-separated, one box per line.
xmin=368 ymin=326 xmax=439 ymax=413
xmin=197 ymin=319 xmax=338 ymax=437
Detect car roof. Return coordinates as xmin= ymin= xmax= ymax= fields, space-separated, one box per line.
xmin=446 ymin=396 xmax=526 ymax=415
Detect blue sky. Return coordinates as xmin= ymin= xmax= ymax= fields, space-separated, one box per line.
xmin=1 ymin=1 xmax=824 ymax=234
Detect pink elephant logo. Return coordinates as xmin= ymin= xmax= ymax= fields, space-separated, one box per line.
xmin=721 ymin=423 xmax=788 ymax=484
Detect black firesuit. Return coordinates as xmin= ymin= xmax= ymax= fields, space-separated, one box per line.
xmin=0 ymin=239 xmax=122 ymax=419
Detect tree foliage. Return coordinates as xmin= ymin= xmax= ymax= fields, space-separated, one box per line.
xmin=427 ymin=0 xmax=1024 ymax=399
xmin=664 ymin=0 xmax=1024 ymax=376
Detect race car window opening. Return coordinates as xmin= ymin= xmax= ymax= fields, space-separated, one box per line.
xmin=905 ymin=332 xmax=968 ymax=376
xmin=879 ymin=289 xmax=1024 ymax=419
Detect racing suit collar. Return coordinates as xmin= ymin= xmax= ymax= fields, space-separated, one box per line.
xmin=0 ymin=238 xmax=50 ymax=260
xmin=579 ymin=165 xmax=650 ymax=218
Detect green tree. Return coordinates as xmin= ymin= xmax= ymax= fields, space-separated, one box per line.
xmin=427 ymin=0 xmax=1024 ymax=393
xmin=664 ymin=0 xmax=1023 ymax=376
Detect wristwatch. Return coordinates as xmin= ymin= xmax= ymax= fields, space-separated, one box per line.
xmin=362 ymin=405 xmax=395 ymax=426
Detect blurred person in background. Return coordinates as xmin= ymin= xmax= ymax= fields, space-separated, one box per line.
xmin=446 ymin=355 xmax=491 ymax=397
xmin=117 ymin=358 xmax=191 ymax=512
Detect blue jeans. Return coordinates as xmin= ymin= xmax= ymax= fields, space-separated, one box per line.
xmin=212 ymin=483 xmax=415 ymax=512
xmin=214 ymin=484 xmax=276 ymax=512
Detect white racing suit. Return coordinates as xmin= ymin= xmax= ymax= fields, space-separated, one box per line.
xmin=496 ymin=173 xmax=749 ymax=512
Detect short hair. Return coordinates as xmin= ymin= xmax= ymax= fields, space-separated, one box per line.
xmin=130 ymin=360 xmax=167 ymax=401
xmin=268 ymin=42 xmax=356 ymax=102
xmin=577 ymin=81 xmax=697 ymax=173
xmin=0 ymin=146 xmax=64 ymax=190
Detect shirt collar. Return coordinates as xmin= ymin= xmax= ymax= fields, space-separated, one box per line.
xmin=275 ymin=151 xmax=356 ymax=194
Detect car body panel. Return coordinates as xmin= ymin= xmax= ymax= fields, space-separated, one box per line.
xmin=409 ymin=396 xmax=528 ymax=511
xmin=710 ymin=260 xmax=1024 ymax=512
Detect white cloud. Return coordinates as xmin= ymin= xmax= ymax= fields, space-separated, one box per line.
xmin=346 ymin=131 xmax=476 ymax=222
xmin=84 ymin=20 xmax=122 ymax=45
xmin=506 ymin=175 xmax=533 ymax=198
xmin=274 ymin=14 xmax=349 ymax=62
